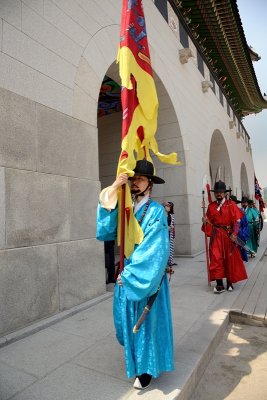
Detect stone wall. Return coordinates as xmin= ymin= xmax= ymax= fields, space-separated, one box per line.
xmin=0 ymin=88 xmax=105 ymax=336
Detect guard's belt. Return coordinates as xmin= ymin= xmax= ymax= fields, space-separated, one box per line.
xmin=214 ymin=225 xmax=231 ymax=229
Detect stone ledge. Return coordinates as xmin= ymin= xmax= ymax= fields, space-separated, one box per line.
xmin=0 ymin=291 xmax=112 ymax=349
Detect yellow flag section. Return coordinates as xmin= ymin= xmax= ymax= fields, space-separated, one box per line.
xmin=117 ymin=46 xmax=181 ymax=171
xmin=116 ymin=185 xmax=142 ymax=259
xmin=116 ymin=46 xmax=181 ymax=259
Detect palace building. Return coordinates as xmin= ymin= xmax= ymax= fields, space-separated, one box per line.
xmin=0 ymin=0 xmax=266 ymax=336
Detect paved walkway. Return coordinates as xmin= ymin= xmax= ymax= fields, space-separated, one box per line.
xmin=190 ymin=323 xmax=267 ymax=400
xmin=231 ymin=250 xmax=267 ymax=326
xmin=0 ymin=225 xmax=267 ymax=400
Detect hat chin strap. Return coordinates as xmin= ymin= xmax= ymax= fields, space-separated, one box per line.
xmin=131 ymin=182 xmax=151 ymax=200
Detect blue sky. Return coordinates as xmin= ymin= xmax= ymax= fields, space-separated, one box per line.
xmin=236 ymin=0 xmax=267 ymax=189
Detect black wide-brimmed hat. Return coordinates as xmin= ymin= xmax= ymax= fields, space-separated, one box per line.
xmin=241 ymin=196 xmax=249 ymax=203
xmin=210 ymin=181 xmax=230 ymax=193
xmin=230 ymin=195 xmax=241 ymax=204
xmin=130 ymin=160 xmax=165 ymax=184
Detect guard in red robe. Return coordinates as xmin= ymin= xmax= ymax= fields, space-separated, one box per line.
xmin=202 ymin=181 xmax=248 ymax=293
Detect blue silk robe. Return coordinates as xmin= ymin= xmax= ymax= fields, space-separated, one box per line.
xmin=238 ymin=212 xmax=250 ymax=262
xmin=96 ymin=199 xmax=174 ymax=379
xmin=242 ymin=207 xmax=259 ymax=253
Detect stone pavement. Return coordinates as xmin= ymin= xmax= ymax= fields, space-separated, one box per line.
xmin=0 ymin=226 xmax=267 ymax=400
xmin=190 ymin=322 xmax=267 ymax=400
xmin=230 ymin=250 xmax=267 ymax=326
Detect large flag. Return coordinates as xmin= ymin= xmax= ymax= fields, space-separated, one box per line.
xmin=117 ymin=0 xmax=181 ymax=258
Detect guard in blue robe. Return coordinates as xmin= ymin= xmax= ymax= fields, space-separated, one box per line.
xmin=96 ymin=160 xmax=174 ymax=388
xmin=241 ymin=197 xmax=259 ymax=254
xmin=238 ymin=211 xmax=250 ymax=262
xmin=230 ymin=196 xmax=250 ymax=262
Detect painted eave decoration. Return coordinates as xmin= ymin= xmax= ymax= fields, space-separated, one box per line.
xmin=170 ymin=0 xmax=267 ymax=116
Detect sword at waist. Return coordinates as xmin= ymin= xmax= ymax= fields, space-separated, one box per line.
xmin=213 ymin=224 xmax=255 ymax=256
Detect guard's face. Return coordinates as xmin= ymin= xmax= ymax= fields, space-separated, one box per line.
xmin=214 ymin=191 xmax=226 ymax=202
xmin=242 ymin=201 xmax=248 ymax=209
xmin=130 ymin=175 xmax=150 ymax=195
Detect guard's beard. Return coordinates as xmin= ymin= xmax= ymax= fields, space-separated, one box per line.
xmin=131 ymin=183 xmax=151 ymax=199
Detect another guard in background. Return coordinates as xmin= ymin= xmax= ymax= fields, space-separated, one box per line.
xmin=104 ymin=240 xmax=116 ymax=283
xmin=230 ymin=195 xmax=250 ymax=262
xmin=202 ymin=181 xmax=248 ymax=293
xmin=241 ymin=197 xmax=259 ymax=254
xmin=164 ymin=201 xmax=177 ymax=267
xmin=248 ymin=199 xmax=261 ymax=249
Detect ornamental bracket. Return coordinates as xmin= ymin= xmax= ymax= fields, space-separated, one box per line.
xmin=229 ymin=120 xmax=236 ymax=129
xmin=179 ymin=48 xmax=193 ymax=64
xmin=202 ymin=80 xmax=213 ymax=93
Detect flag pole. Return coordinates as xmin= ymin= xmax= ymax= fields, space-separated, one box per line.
xmin=202 ymin=176 xmax=211 ymax=286
xmin=119 ymin=184 xmax=126 ymax=273
xmin=202 ymin=192 xmax=211 ymax=286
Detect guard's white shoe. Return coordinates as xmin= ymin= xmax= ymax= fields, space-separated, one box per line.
xmin=133 ymin=377 xmax=143 ymax=389
xmin=133 ymin=374 xmax=152 ymax=390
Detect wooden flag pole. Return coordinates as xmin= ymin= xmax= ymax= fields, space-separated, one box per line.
xmin=202 ymin=190 xmax=211 ymax=286
xmin=119 ymin=184 xmax=126 ymax=273
xmin=202 ymin=176 xmax=211 ymax=287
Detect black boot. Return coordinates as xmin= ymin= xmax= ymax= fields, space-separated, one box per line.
xmin=214 ymin=279 xmax=225 ymax=294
